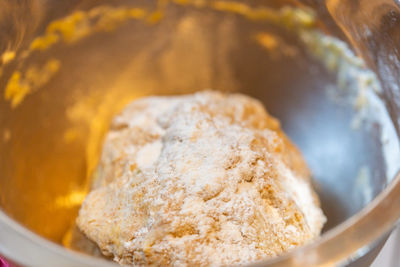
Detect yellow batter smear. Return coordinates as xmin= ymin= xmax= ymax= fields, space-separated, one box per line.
xmin=2 ymin=6 xmax=150 ymax=108
xmin=1 ymin=50 xmax=16 ymax=64
xmin=4 ymin=72 xmax=29 ymax=108
xmin=172 ymin=0 xmax=207 ymax=7
xmin=4 ymin=59 xmax=60 ymax=108
xmin=22 ymin=1 xmax=314 ymax=59
xmin=30 ymin=33 xmax=60 ymax=51
xmin=29 ymin=7 xmax=148 ymax=53
xmin=173 ymin=0 xmax=315 ymax=29
xmin=3 ymin=2 xmax=314 ymax=109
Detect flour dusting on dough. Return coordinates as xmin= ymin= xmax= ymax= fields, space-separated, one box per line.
xmin=77 ymin=91 xmax=326 ymax=266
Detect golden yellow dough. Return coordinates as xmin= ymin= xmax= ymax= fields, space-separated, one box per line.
xmin=77 ymin=91 xmax=326 ymax=266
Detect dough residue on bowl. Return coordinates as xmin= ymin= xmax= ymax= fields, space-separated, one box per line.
xmin=77 ymin=91 xmax=326 ymax=266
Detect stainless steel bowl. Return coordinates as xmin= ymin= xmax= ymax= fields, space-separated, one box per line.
xmin=0 ymin=0 xmax=400 ymax=266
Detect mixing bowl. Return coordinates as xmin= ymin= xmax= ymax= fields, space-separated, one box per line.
xmin=0 ymin=0 xmax=400 ymax=266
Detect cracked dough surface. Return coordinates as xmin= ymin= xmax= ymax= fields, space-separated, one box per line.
xmin=77 ymin=91 xmax=326 ymax=266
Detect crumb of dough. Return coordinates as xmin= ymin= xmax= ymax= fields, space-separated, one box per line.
xmin=77 ymin=91 xmax=326 ymax=266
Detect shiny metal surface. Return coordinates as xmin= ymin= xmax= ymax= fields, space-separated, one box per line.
xmin=0 ymin=0 xmax=399 ymax=266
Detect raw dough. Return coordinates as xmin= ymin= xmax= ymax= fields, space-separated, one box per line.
xmin=77 ymin=91 xmax=326 ymax=266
